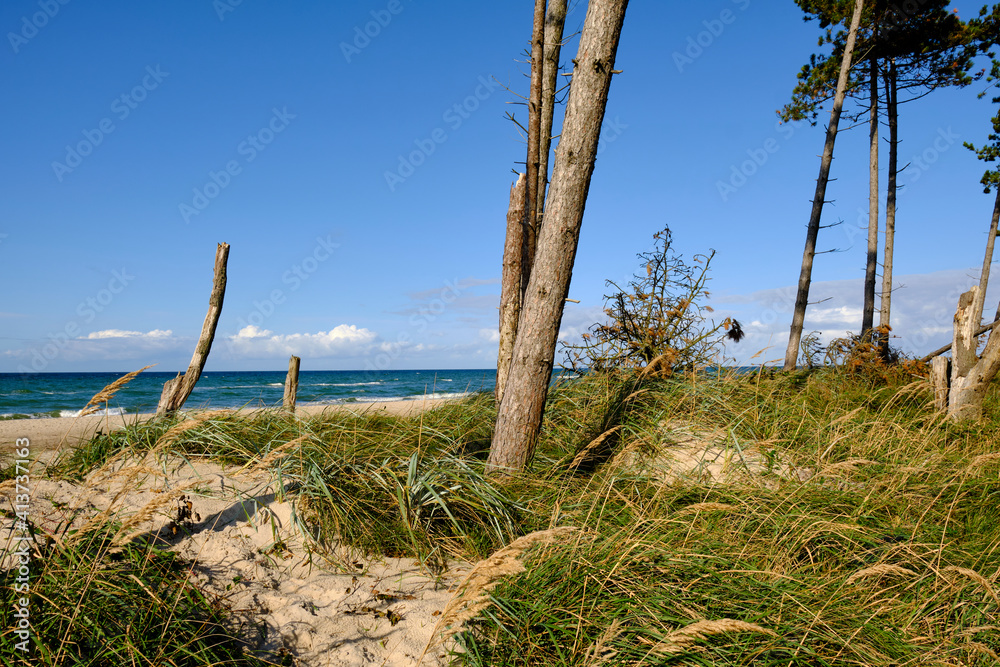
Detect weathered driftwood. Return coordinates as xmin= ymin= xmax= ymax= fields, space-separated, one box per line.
xmin=930 ymin=356 xmax=949 ymax=413
xmin=157 ymin=243 xmax=230 ymax=415
xmin=947 ymin=286 xmax=1000 ymax=422
xmin=283 ymin=355 xmax=301 ymax=412
xmin=496 ymin=174 xmax=527 ymax=404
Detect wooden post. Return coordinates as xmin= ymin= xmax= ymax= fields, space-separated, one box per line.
xmin=283 ymin=355 xmax=300 ymax=413
xmin=157 ymin=243 xmax=230 ymax=415
xmin=930 ymin=356 xmax=949 ymax=412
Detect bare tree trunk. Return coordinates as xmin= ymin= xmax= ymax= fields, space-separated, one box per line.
xmin=948 ymin=286 xmax=1000 ymax=421
xmin=488 ymin=0 xmax=628 ymax=474
xmin=879 ymin=58 xmax=897 ymax=351
xmin=157 ymin=243 xmax=230 ymax=414
xmin=931 ymin=356 xmax=949 ymax=412
xmin=783 ymin=0 xmax=864 ymax=371
xmin=283 ymin=355 xmax=300 ymax=413
xmin=496 ymin=174 xmax=527 ymax=403
xmin=537 ymin=0 xmax=568 ymax=223
xmin=862 ymin=56 xmax=879 ymax=337
xmin=974 ymin=188 xmax=1000 ymax=328
xmin=521 ymin=0 xmax=547 ymax=296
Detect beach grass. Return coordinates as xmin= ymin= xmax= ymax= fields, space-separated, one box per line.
xmin=8 ymin=367 xmax=1000 ymax=665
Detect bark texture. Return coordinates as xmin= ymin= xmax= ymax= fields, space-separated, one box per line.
xmin=879 ymin=58 xmax=898 ymax=347
xmin=974 ymin=188 xmax=1000 ymax=327
xmin=931 ymin=356 xmax=949 ymax=412
xmin=783 ymin=0 xmax=864 ymax=370
xmin=522 ymin=0 xmax=547 ymax=295
xmin=157 ymin=243 xmax=230 ymax=414
xmin=862 ymin=55 xmax=879 ymax=337
xmin=284 ymin=355 xmax=301 ymax=413
xmin=488 ymin=0 xmax=628 ymax=474
xmin=496 ymin=174 xmax=527 ymax=403
xmin=947 ymin=286 xmax=1000 ymax=422
xmin=537 ymin=0 xmax=568 ymax=223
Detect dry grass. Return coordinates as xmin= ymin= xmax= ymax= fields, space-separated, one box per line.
xmin=79 ymin=365 xmax=154 ymax=417
xmin=423 ymin=526 xmax=582 ymax=657
xmin=651 ymin=619 xmax=777 ymax=655
xmin=845 ymin=563 xmax=919 ymax=585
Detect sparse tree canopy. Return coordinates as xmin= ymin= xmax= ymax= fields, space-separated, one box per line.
xmin=561 ymin=227 xmax=742 ymax=375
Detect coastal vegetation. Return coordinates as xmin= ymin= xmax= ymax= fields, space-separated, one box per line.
xmin=3 ymin=357 xmax=999 ymax=664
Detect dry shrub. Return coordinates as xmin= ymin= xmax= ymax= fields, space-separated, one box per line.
xmin=824 ymin=326 xmax=928 ymax=383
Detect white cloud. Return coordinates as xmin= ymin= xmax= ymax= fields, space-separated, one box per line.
xmin=714 ymin=266 xmax=1000 ymax=364
xmin=86 ymin=329 xmax=173 ymax=339
xmin=478 ymin=328 xmax=500 ymax=343
xmin=226 ymin=324 xmax=379 ymax=359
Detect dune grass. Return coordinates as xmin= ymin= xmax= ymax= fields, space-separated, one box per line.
xmin=7 ymin=369 xmax=1000 ymax=665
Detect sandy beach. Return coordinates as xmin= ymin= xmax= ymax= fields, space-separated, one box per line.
xmin=0 ymin=397 xmax=458 ymax=462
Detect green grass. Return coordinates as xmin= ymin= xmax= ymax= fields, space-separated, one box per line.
xmin=0 ymin=522 xmax=267 ymax=666
xmin=10 ymin=369 xmax=1000 ymax=665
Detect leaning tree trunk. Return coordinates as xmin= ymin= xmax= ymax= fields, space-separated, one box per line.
xmin=948 ymin=286 xmax=1000 ymax=422
xmin=521 ymin=0 xmax=547 ymax=296
xmin=488 ymin=0 xmax=628 ymax=474
xmin=157 ymin=242 xmax=230 ymax=414
xmin=783 ymin=0 xmax=865 ymax=370
xmin=974 ymin=188 xmax=1000 ymax=329
xmin=496 ymin=174 xmax=527 ymax=403
xmin=862 ymin=55 xmax=879 ymax=337
xmin=536 ymin=0 xmax=568 ymax=223
xmin=879 ymin=58 xmax=898 ymax=351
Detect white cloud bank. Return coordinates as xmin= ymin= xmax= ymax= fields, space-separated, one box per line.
xmin=714 ymin=266 xmax=1000 ymax=364
xmin=225 ymin=324 xmax=379 ymax=359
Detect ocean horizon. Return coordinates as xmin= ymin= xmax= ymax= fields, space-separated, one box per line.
xmin=0 ymin=369 xmax=499 ymax=420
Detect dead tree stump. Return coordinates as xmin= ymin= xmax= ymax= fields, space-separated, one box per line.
xmin=157 ymin=243 xmax=230 ymax=415
xmin=283 ymin=355 xmax=300 ymax=413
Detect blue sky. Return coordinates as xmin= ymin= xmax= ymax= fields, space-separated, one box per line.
xmin=2 ymin=0 xmax=999 ymax=373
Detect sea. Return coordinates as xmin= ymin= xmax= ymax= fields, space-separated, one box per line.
xmin=0 ymin=369 xmax=498 ymax=420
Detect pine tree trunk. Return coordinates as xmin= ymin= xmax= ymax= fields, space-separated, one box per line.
xmin=488 ymin=0 xmax=628 ymax=474
xmin=537 ymin=0 xmax=568 ymax=222
xmin=974 ymin=188 xmax=1000 ymax=328
xmin=783 ymin=0 xmax=865 ymax=371
xmin=522 ymin=0 xmax=547 ymax=296
xmin=862 ymin=55 xmax=879 ymax=337
xmin=157 ymin=243 xmax=230 ymax=414
xmin=496 ymin=174 xmax=527 ymax=403
xmin=879 ymin=58 xmax=898 ymax=350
